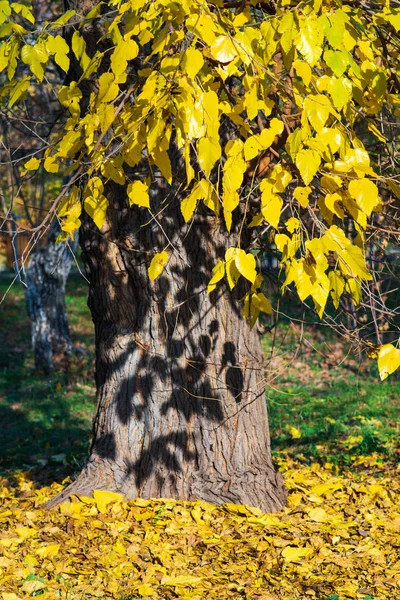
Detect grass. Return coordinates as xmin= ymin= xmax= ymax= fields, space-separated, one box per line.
xmin=0 ymin=270 xmax=399 ymax=487
xmin=0 ymin=271 xmax=94 ymax=486
xmin=263 ymin=320 xmax=400 ymax=474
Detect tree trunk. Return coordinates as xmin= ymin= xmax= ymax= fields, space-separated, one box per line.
xmin=47 ymin=183 xmax=287 ymax=512
xmin=25 ymin=219 xmax=77 ymax=374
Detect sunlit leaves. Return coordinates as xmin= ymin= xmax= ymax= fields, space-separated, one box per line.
xmin=3 ymin=0 xmax=398 ymax=375
xmin=110 ymin=39 xmax=139 ymax=80
xmin=378 ymin=344 xmax=400 ymax=381
xmin=148 ymin=250 xmax=169 ymax=281
xmin=296 ymin=17 xmax=324 ymax=66
xmin=198 ymin=137 xmax=221 ymax=177
xmin=348 ymin=178 xmax=380 ymax=216
xmin=46 ymin=35 xmax=70 ymax=73
xmin=21 ymin=43 xmax=48 ymax=81
xmin=208 ymin=35 xmax=237 ymax=63
xmin=296 ymin=149 xmax=321 ymax=185
xmin=182 ymin=47 xmax=204 ymax=79
xmin=127 ymin=180 xmax=150 ymax=208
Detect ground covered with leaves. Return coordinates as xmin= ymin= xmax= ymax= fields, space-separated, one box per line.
xmin=0 ymin=459 xmax=399 ymax=600
xmin=1 ymin=273 xmax=399 ymax=599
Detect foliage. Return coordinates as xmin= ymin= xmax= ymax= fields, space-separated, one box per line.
xmin=0 ymin=463 xmax=399 ymax=599
xmin=0 ymin=0 xmax=399 ymax=375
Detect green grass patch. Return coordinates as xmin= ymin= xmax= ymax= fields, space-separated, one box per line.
xmin=263 ymin=322 xmax=400 ymax=473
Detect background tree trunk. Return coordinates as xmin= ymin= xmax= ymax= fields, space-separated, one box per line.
xmin=47 ymin=184 xmax=287 ymax=512
xmin=25 ymin=219 xmax=77 ymax=373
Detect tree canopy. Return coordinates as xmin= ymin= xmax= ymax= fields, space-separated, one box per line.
xmin=1 ymin=0 xmax=400 ymax=378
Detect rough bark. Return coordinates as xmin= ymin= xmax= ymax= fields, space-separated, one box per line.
xmin=25 ymin=219 xmax=77 ymax=373
xmin=47 ymin=184 xmax=287 ymax=512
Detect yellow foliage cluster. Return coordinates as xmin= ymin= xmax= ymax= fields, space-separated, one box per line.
xmin=1 ymin=460 xmax=399 ymax=599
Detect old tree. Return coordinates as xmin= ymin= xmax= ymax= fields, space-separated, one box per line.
xmin=1 ymin=0 xmax=400 ymax=511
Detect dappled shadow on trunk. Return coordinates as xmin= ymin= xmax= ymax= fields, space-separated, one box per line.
xmin=45 ymin=184 xmax=287 ymax=513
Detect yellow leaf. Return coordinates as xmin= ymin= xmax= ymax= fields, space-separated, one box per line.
xmin=308 ymin=507 xmax=328 ymax=522
xmin=46 ymin=35 xmax=70 ymax=73
xmin=44 ymin=155 xmax=59 ymax=173
xmin=9 ymin=77 xmax=30 ymax=108
xmin=346 ymin=277 xmax=362 ymax=306
xmin=328 ymin=76 xmax=352 ymax=111
xmin=235 ymin=250 xmax=257 ymax=284
xmin=323 ymin=225 xmax=371 ymax=280
xmin=16 ymin=526 xmax=37 ymax=539
xmin=197 ymin=137 xmax=221 ymax=177
xmin=285 ymin=217 xmax=300 ymax=233
xmin=244 ymin=135 xmax=262 ymax=161
xmin=378 ymin=344 xmax=400 ymax=381
xmin=152 ymin=148 xmax=172 ymax=184
xmin=203 ymin=90 xmax=220 ymax=140
xmin=138 ymin=585 xmax=157 ymax=597
xmin=127 ymin=180 xmax=150 ymax=209
xmin=259 ymin=118 xmax=284 ymax=148
xmin=348 ymin=178 xmax=379 ymax=216
xmin=148 ymin=250 xmax=169 ymax=282
xmin=97 ymin=72 xmax=119 ymax=104
xmin=110 ymin=39 xmax=138 ymax=79
xmin=36 ymin=543 xmax=60 ymax=557
xmin=207 ymin=260 xmax=225 ymax=294
xmin=328 ymin=270 xmax=344 ymax=309
xmin=293 ymin=59 xmax=312 ymax=85
xmin=182 ymin=47 xmax=204 ymax=79
xmin=84 ymin=177 xmax=109 ymax=229
xmin=254 ymin=292 xmax=273 ymax=314
xmin=93 ymin=490 xmax=124 ymax=513
xmin=325 ymin=192 xmax=344 ymax=219
xmin=287 ymin=425 xmax=301 ymax=439
xmin=303 ymin=94 xmax=332 ymax=133
xmin=161 ymin=575 xmax=203 ymax=586
xmin=293 ymin=186 xmax=311 ymax=208
xmin=20 ymin=43 xmax=48 ymax=80
xmin=181 ymin=179 xmax=213 ymax=222
xmin=21 ymin=580 xmax=47 ymax=594
xmin=296 ymin=17 xmax=323 ymax=66
xmin=71 ymin=30 xmax=90 ymax=71
xmin=261 ymin=193 xmax=282 ymax=229
xmin=208 ymin=35 xmax=237 ymax=63
xmin=282 ymin=545 xmax=313 ymax=562
xmin=295 ymin=149 xmax=321 ymax=185
xmin=225 ymin=247 xmax=241 ymax=289
xmin=24 ymin=157 xmax=41 ymax=171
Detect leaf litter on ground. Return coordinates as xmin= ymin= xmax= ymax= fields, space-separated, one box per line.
xmin=0 ymin=457 xmax=399 ymax=600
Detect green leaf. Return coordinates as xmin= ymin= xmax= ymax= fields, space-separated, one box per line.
xmin=324 ymin=49 xmax=350 ymax=77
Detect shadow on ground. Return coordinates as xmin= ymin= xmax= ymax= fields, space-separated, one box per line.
xmin=0 ymin=272 xmax=94 ymax=487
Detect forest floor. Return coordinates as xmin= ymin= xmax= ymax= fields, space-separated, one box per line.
xmin=0 ymin=272 xmax=399 ymax=600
